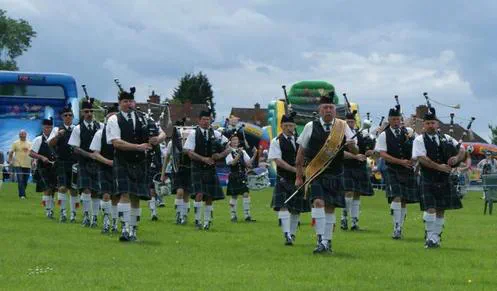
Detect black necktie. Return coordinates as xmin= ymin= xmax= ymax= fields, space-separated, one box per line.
xmin=287 ymin=136 xmax=295 ymax=149
xmin=88 ymin=123 xmax=92 ymax=131
xmin=324 ymin=123 xmax=331 ymax=132
xmin=394 ymin=128 xmax=401 ymax=136
xmin=432 ymin=135 xmax=437 ymax=145
xmin=203 ymin=130 xmax=208 ymax=141
xmin=127 ymin=112 xmax=133 ymax=129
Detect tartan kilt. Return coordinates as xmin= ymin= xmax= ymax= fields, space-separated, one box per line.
xmin=308 ymin=171 xmax=346 ymax=208
xmin=98 ymin=164 xmax=116 ymax=195
xmin=114 ymin=157 xmax=150 ymax=200
xmin=419 ymin=173 xmax=462 ymax=211
xmin=78 ymin=160 xmax=100 ymax=192
xmin=190 ymin=165 xmax=224 ymax=201
xmin=343 ymin=163 xmax=374 ymax=196
xmin=172 ymin=166 xmax=192 ymax=194
xmin=384 ymin=166 xmax=420 ymax=204
xmin=271 ymin=177 xmax=311 ymax=213
xmin=226 ymin=172 xmax=249 ymax=196
xmin=36 ymin=166 xmax=57 ymax=192
xmin=55 ymin=160 xmax=76 ymax=189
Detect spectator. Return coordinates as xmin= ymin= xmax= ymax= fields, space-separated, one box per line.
xmin=8 ymin=130 xmax=32 ymax=199
xmin=477 ymin=152 xmax=497 ymax=175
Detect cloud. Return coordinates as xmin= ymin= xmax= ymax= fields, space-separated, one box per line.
xmin=2 ymin=0 xmax=496 ymax=139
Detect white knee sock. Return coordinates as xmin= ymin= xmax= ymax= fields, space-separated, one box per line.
xmin=149 ymin=197 xmax=157 ymax=216
xmin=70 ymin=195 xmax=79 ymax=213
xmin=229 ymin=198 xmax=237 ymax=218
xmin=323 ymin=213 xmax=336 ymax=245
xmin=175 ymin=199 xmax=184 ymax=217
xmin=344 ymin=197 xmax=353 ymax=217
xmin=290 ymin=213 xmax=300 ymax=236
xmin=91 ymin=198 xmax=100 ymax=217
xmin=400 ymin=207 xmax=407 ymax=228
xmin=312 ymin=208 xmax=326 ymax=237
xmin=243 ymin=197 xmax=251 ymax=218
xmin=48 ymin=195 xmax=54 ymax=210
xmin=101 ymin=200 xmax=111 ymax=216
xmin=351 ymin=200 xmax=360 ymax=221
xmin=117 ymin=202 xmax=131 ymax=231
xmin=391 ymin=201 xmax=402 ymax=230
xmin=185 ymin=200 xmax=191 ymax=213
xmin=423 ymin=212 xmax=436 ymax=241
xmin=81 ymin=193 xmax=91 ymax=214
xmin=57 ymin=192 xmax=67 ymax=210
xmin=435 ymin=217 xmax=445 ymax=238
xmin=278 ymin=210 xmax=291 ymax=235
xmin=204 ymin=205 xmax=213 ymax=224
xmin=42 ymin=195 xmax=50 ymax=210
xmin=194 ymin=201 xmax=202 ymax=222
xmin=130 ymin=207 xmax=141 ymax=228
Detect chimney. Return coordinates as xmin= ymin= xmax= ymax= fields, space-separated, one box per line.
xmin=148 ymin=90 xmax=161 ymax=104
xmin=254 ymin=102 xmax=261 ymax=110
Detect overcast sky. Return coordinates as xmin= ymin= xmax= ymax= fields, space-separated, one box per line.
xmin=3 ymin=0 xmax=496 ymax=141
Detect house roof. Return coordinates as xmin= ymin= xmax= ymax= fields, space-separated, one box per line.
xmin=230 ymin=107 xmax=268 ymax=127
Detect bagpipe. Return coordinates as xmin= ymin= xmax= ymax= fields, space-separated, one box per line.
xmin=343 ymin=92 xmax=376 ymax=154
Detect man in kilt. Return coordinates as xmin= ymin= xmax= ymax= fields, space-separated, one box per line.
xmin=296 ymin=94 xmax=358 ymax=254
xmin=30 ymin=118 xmax=57 ymax=219
xmin=162 ymin=121 xmax=193 ymax=225
xmin=48 ymin=106 xmax=78 ymax=222
xmin=268 ymin=114 xmax=310 ymax=246
xmin=69 ymin=99 xmax=102 ymax=227
xmin=107 ymin=87 xmax=165 ymax=241
xmin=184 ymin=110 xmax=230 ymax=230
xmin=226 ymin=134 xmax=256 ymax=222
xmin=375 ymin=105 xmax=419 ymax=239
xmin=412 ymin=108 xmax=465 ymax=248
xmin=89 ymin=104 xmax=120 ymax=233
xmin=341 ymin=110 xmax=375 ymax=231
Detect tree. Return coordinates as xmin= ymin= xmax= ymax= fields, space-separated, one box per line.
xmin=0 ymin=9 xmax=37 ymax=71
xmin=489 ymin=124 xmax=497 ymax=145
xmin=172 ymin=72 xmax=216 ymax=119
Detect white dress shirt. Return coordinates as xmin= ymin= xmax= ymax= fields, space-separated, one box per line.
xmin=375 ymin=127 xmax=405 ymax=152
xmin=31 ymin=133 xmax=52 ymax=153
xmin=89 ymin=129 xmax=103 ymax=152
xmin=268 ymin=134 xmax=296 ymax=161
xmin=106 ymin=111 xmax=137 ymax=144
xmin=226 ymin=149 xmax=251 ymax=165
xmin=183 ymin=127 xmax=228 ymax=151
xmin=68 ymin=121 xmax=103 ymax=148
xmin=47 ymin=124 xmax=74 ymax=143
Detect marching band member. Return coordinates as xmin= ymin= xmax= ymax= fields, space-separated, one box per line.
xmin=226 ymin=134 xmax=256 ymax=222
xmin=341 ymin=111 xmax=375 ymax=231
xmin=412 ymin=107 xmax=465 ymax=248
xmin=48 ymin=106 xmax=78 ymax=222
xmin=89 ymin=104 xmax=119 ymax=233
xmin=375 ymin=106 xmax=419 ymax=240
xmin=268 ymin=114 xmax=310 ymax=246
xmin=68 ymin=99 xmax=102 ymax=227
xmin=30 ymin=118 xmax=57 ymax=219
xmin=184 ymin=110 xmax=230 ymax=230
xmin=296 ymin=94 xmax=358 ymax=254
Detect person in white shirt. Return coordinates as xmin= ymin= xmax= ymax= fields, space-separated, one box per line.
xmin=47 ymin=106 xmax=78 ymax=223
xmin=375 ymin=105 xmax=419 ymax=240
xmin=226 ymin=134 xmax=256 ymax=222
xmin=412 ymin=107 xmax=465 ymax=248
xmin=68 ymin=99 xmax=103 ymax=227
xmin=295 ymin=94 xmax=358 ymax=254
xmin=89 ymin=104 xmax=119 ymax=233
xmin=106 ymin=87 xmax=165 ymax=242
xmin=268 ymin=113 xmax=310 ymax=246
xmin=477 ymin=152 xmax=497 ymax=175
xmin=184 ymin=110 xmax=230 ymax=230
xmin=30 ymin=118 xmax=57 ymax=219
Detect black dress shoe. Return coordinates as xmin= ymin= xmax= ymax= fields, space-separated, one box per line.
xmin=244 ymin=216 xmax=256 ymax=222
xmin=151 ymin=215 xmax=158 ymax=221
xmin=313 ymin=243 xmax=327 ymax=254
xmin=340 ymin=218 xmax=348 ymax=230
xmin=119 ymin=231 xmax=130 ymax=242
xmin=284 ymin=233 xmax=293 ymax=246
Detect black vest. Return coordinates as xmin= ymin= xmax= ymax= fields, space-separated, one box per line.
xmin=55 ymin=125 xmax=75 ymax=161
xmin=304 ymin=120 xmax=345 ymax=175
xmin=115 ymin=111 xmax=148 ymax=163
xmin=100 ymin=125 xmax=114 ymax=161
xmin=229 ymin=149 xmax=247 ymax=176
xmin=385 ymin=127 xmax=413 ymax=169
xmin=37 ymin=135 xmax=56 ymax=169
xmin=193 ymin=127 xmax=223 ymax=168
xmin=80 ymin=121 xmax=100 ymax=152
xmin=277 ymin=134 xmax=298 ymax=181
xmin=421 ymin=133 xmax=457 ymax=177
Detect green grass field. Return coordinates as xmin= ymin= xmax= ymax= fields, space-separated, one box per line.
xmin=0 ymin=182 xmax=496 ymax=290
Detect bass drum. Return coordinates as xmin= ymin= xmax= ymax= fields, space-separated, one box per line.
xmin=247 ymin=167 xmax=271 ymax=191
xmin=71 ymin=163 xmax=79 ymax=190
xmin=153 ymin=173 xmax=171 ymax=196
